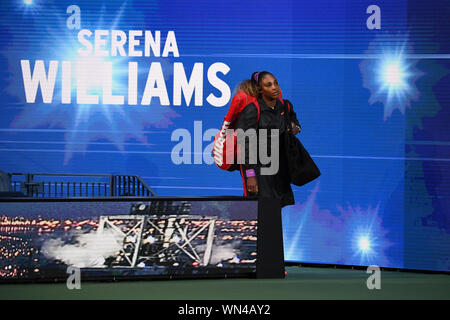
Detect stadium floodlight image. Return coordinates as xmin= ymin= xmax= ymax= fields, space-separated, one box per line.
xmin=97 ymin=211 xmax=217 ymax=268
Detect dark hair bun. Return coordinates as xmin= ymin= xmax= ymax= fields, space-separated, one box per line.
xmin=251 ymin=71 xmax=259 ymax=84
xmin=251 ymin=71 xmax=272 ymax=85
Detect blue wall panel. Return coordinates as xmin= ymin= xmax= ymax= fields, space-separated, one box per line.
xmin=0 ymin=0 xmax=448 ymax=271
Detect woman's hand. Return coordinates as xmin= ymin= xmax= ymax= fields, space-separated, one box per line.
xmin=246 ymin=176 xmax=258 ymax=195
xmin=291 ymin=122 xmax=301 ymax=135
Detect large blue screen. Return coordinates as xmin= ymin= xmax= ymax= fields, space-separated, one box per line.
xmin=0 ymin=0 xmax=449 ymax=271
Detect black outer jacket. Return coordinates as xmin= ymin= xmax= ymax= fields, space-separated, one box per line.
xmin=234 ymin=97 xmax=301 ymax=208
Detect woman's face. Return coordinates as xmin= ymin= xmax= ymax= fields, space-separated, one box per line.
xmin=259 ymin=74 xmax=279 ymax=100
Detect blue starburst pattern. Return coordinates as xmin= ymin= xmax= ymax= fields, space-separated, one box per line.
xmin=359 ymin=32 xmax=423 ymax=121
xmin=283 ymin=183 xmax=394 ymax=267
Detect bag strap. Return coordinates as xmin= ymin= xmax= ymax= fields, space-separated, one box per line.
xmin=284 ymin=99 xmax=291 ymax=113
xmin=254 ymin=100 xmax=261 ymax=123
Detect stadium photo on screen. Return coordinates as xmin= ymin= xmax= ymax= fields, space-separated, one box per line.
xmin=0 ymin=199 xmax=258 ymax=281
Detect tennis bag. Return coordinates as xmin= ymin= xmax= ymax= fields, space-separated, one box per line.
xmin=283 ymin=131 xmax=321 ymax=186
xmin=212 ymin=91 xmax=286 ymax=171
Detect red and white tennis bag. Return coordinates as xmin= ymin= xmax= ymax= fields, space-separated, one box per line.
xmin=212 ymin=90 xmax=285 ymax=171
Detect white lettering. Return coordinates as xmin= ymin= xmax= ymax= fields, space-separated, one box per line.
xmin=141 ymin=62 xmax=170 ymax=105
xmin=77 ymin=29 xmax=93 ymax=56
xmin=128 ymin=62 xmax=138 ymax=105
xmin=162 ymin=30 xmax=179 ymax=57
xmin=206 ymin=62 xmax=231 ymax=107
xmin=61 ymin=61 xmax=71 ymax=104
xmin=94 ymin=30 xmax=109 ymax=56
xmin=173 ymin=62 xmax=203 ymax=106
xmin=111 ymin=30 xmax=127 ymax=56
xmin=129 ymin=30 xmax=143 ymax=57
xmin=102 ymin=62 xmax=124 ymax=105
xmin=21 ymin=60 xmax=58 ymax=103
xmin=145 ymin=30 xmax=161 ymax=57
